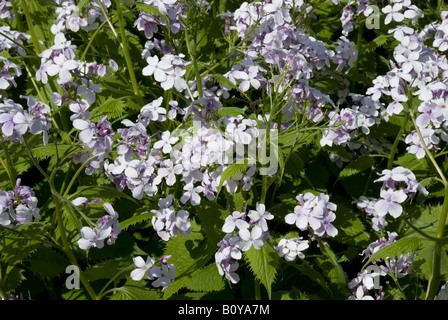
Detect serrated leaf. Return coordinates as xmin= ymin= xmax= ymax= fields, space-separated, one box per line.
xmin=109 ymin=282 xmax=161 ymax=300
xmin=90 ymin=97 xmax=127 ymax=122
xmin=71 ymin=185 xmax=138 ymax=204
xmin=120 ymin=213 xmax=153 ymax=231
xmin=217 ymin=162 xmax=249 ymax=196
xmin=27 ymin=247 xmax=70 ymax=278
xmin=184 ymin=263 xmax=225 ymax=292
xmin=162 ymin=221 xmax=215 ymax=299
xmin=363 ymin=236 xmax=426 ymax=269
xmin=214 ymin=73 xmax=237 ymax=89
xmin=217 ymin=107 xmax=247 ymax=117
xmin=84 ymin=257 xmax=133 ymax=282
xmin=31 ymin=144 xmax=81 ymax=161
xmin=338 ymin=154 xmax=374 ymax=180
xmin=244 ymin=241 xmax=279 ymax=299
xmin=319 ymin=244 xmax=349 ymax=295
xmin=134 ymin=2 xmax=168 ymax=22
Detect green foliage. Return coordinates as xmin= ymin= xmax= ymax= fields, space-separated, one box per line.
xmin=244 ymin=241 xmax=279 ymax=299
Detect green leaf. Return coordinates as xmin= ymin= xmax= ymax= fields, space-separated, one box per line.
xmin=217 ymin=106 xmax=247 ymax=117
xmin=195 ymin=202 xmax=226 ymax=247
xmin=109 ymin=281 xmax=161 ymax=300
xmin=134 ymin=2 xmax=167 ymax=21
xmin=184 ymin=263 xmax=225 ymax=292
xmin=319 ymin=244 xmax=349 ymax=295
xmin=244 ymin=241 xmax=279 ymax=299
xmin=338 ymin=154 xmax=374 ymax=180
xmin=217 ymin=162 xmax=249 ymax=196
xmin=27 ymin=247 xmax=70 ymax=278
xmin=120 ymin=212 xmax=154 ymax=231
xmin=363 ymin=235 xmax=426 ymax=268
xmin=213 ymin=73 xmax=238 ymax=90
xmin=90 ymin=97 xmax=128 ymax=122
xmin=71 ymin=185 xmax=138 ymax=204
xmin=162 ymin=221 xmax=216 ymax=299
xmin=84 ymin=257 xmax=132 ymax=282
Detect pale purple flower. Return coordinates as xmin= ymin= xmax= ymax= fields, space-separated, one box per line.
xmin=77 ymin=226 xmax=112 ymax=250
xmin=238 ymin=225 xmax=264 ymax=251
xmin=222 ymin=211 xmax=249 ymax=233
xmin=247 ymin=202 xmax=273 ymax=232
xmin=374 ymin=189 xmax=407 ymax=218
xmin=130 ymin=256 xmax=156 ymax=281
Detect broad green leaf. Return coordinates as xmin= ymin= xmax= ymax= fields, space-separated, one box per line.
xmin=319 ymin=243 xmax=349 ymax=296
xmin=195 ymin=202 xmax=226 ymax=247
xmin=217 ymin=162 xmax=249 ymax=196
xmin=71 ymin=185 xmax=138 ymax=204
xmin=109 ymin=282 xmax=161 ymax=300
xmin=217 ymin=107 xmax=247 ymax=117
xmin=120 ymin=213 xmax=154 ymax=231
xmin=162 ymin=221 xmax=216 ymax=299
xmin=27 ymin=246 xmax=70 ymax=278
xmin=184 ymin=263 xmax=225 ymax=292
xmin=338 ymin=154 xmax=374 ymax=180
xmin=84 ymin=257 xmax=133 ymax=282
xmin=244 ymin=241 xmax=279 ymax=299
xmin=363 ymin=236 xmax=426 ymax=269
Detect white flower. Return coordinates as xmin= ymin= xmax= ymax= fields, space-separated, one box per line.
xmin=238 ymin=226 xmax=264 ymax=251
xmin=130 ymin=256 xmax=156 ymax=281
xmin=46 ymin=54 xmax=78 ymax=83
xmin=374 ymin=189 xmax=407 ymax=218
xmin=222 ymin=211 xmax=249 ymax=233
xmin=77 ymin=226 xmax=111 ymax=250
xmin=382 ymin=3 xmax=404 ymax=25
xmin=142 ymin=55 xmax=173 ymax=82
xmin=180 ymin=183 xmax=203 ymax=206
xmin=247 ymin=202 xmax=273 ymax=231
xmin=153 ymin=131 xmax=179 ymax=154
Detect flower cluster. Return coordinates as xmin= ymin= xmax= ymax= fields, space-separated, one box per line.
xmin=150 ymin=194 xmax=191 ymax=241
xmin=0 ymin=96 xmax=52 ymax=145
xmin=275 ymin=237 xmax=309 ymax=261
xmin=51 ymin=0 xmax=110 ymax=34
xmin=130 ymin=255 xmax=176 ymax=291
xmin=215 ymin=203 xmax=272 ymax=284
xmin=285 ymin=192 xmax=338 ymax=238
xmin=356 ymin=166 xmax=428 ymax=231
xmin=0 ymin=179 xmax=40 ymax=226
xmin=77 ymin=202 xmax=121 ymax=249
xmin=347 ymin=231 xmax=416 ymax=299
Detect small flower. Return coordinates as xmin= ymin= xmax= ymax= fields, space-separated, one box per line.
xmin=247 ymin=202 xmax=273 ymax=232
xmin=374 ymin=189 xmax=407 ymax=218
xmin=77 ymin=226 xmax=112 ymax=250
xmin=130 ymin=256 xmax=156 ymax=281
xmin=238 ymin=225 xmax=264 ymax=251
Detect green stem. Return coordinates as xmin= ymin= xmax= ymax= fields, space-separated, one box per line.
xmin=51 ymin=189 xmax=98 ymax=300
xmin=407 ymin=110 xmax=448 ymax=299
xmin=426 ymin=185 xmax=448 ymax=300
xmin=410 ymin=110 xmax=447 ymax=185
xmin=21 ymin=1 xmax=41 ymax=55
xmin=184 ymin=25 xmax=203 ymax=99
xmin=1 ymin=143 xmax=16 ymax=187
xmin=115 ymin=0 xmax=140 ymax=97
xmin=23 ymin=137 xmax=97 ymax=299
xmin=387 ymin=112 xmax=409 ymax=170
xmin=62 ymin=155 xmax=97 ymax=198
